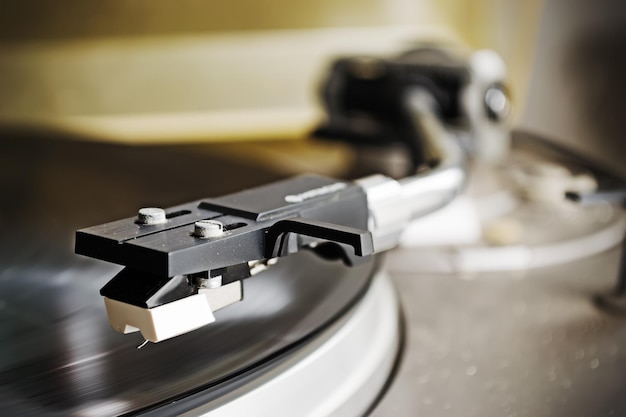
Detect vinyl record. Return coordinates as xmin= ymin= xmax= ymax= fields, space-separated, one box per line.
xmin=0 ymin=136 xmax=377 ymax=416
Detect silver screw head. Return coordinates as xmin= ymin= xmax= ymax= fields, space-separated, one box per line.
xmin=194 ymin=220 xmax=224 ymax=238
xmin=137 ymin=207 xmax=167 ymax=225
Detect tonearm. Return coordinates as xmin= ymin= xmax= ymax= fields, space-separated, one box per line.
xmin=75 ymin=48 xmax=509 ymax=342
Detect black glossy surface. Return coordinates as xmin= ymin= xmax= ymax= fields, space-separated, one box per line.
xmin=0 ymin=135 xmax=374 ymax=416
xmin=76 ymin=174 xmax=370 ymax=278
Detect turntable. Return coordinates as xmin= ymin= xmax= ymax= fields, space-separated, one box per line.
xmin=0 ymin=136 xmax=400 ymax=416
xmin=0 ymin=43 xmax=481 ymax=416
xmin=3 ymin=8 xmax=626 ymax=417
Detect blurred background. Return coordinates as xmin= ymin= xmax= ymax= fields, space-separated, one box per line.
xmin=4 ymin=1 xmax=625 ymax=175
xmin=0 ymin=0 xmax=540 ymax=144
xmin=3 ymin=0 xmax=625 ymax=176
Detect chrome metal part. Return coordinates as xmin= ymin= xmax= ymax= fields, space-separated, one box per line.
xmin=484 ymin=85 xmax=511 ymax=122
xmin=358 ymin=89 xmax=466 ymax=253
xmin=462 ymin=49 xmax=511 ymax=163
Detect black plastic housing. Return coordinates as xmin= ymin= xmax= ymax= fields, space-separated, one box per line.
xmin=76 ymin=174 xmax=372 ymax=280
